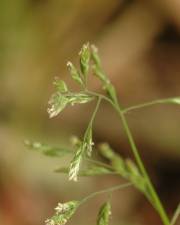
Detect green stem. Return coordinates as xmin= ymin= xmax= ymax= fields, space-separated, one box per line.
xmin=91 ymin=48 xmax=171 ymax=225
xmin=84 ymin=96 xmax=101 ymax=138
xmin=114 ymin=102 xmax=170 ymax=225
xmin=85 ymin=157 xmax=115 ymax=171
xmin=88 ymin=90 xmax=170 ymax=225
xmin=79 ymin=182 xmax=132 ymax=205
xmin=86 ymin=90 xmax=115 ymax=107
xmin=171 ymin=203 xmax=180 ymax=225
xmin=122 ymin=97 xmax=180 ymax=114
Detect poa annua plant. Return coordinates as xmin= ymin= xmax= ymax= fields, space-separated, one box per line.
xmin=26 ymin=43 xmax=180 ymax=225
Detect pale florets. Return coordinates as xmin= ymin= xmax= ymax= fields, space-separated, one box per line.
xmin=45 ymin=201 xmax=79 ymax=225
xmin=55 ymin=203 xmax=69 ymax=214
xmin=45 ymin=219 xmax=55 ymax=225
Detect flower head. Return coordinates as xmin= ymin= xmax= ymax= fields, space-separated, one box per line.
xmin=45 ymin=201 xmax=79 ymax=225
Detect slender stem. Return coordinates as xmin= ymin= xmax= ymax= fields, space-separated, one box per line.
xmin=88 ymin=90 xmax=170 ymax=225
xmin=91 ymin=50 xmax=172 ymax=224
xmin=85 ymin=157 xmax=115 ymax=171
xmin=122 ymin=97 xmax=179 ymax=114
xmin=84 ymin=96 xmax=102 ymax=137
xmin=114 ymin=102 xmax=170 ymax=225
xmin=85 ymin=90 xmax=115 ymax=107
xmin=171 ymin=203 xmax=180 ymax=225
xmin=79 ymin=182 xmax=132 ymax=205
xmin=90 ymin=97 xmax=102 ymax=124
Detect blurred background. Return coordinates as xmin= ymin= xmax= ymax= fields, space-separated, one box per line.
xmin=0 ymin=0 xmax=180 ymax=224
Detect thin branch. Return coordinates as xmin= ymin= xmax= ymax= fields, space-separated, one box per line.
xmin=79 ymin=182 xmax=132 ymax=205
xmin=122 ymin=97 xmax=180 ymax=114
xmin=171 ymin=203 xmax=180 ymax=225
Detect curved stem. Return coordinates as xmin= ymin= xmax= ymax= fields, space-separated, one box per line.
xmin=85 ymin=90 xmax=115 ymax=107
xmin=87 ymin=90 xmax=170 ymax=225
xmin=85 ymin=96 xmax=101 ymax=133
xmin=115 ymin=102 xmax=170 ymax=225
xmin=171 ymin=203 xmax=180 ymax=225
xmin=122 ymin=97 xmax=180 ymax=114
xmin=79 ymin=182 xmax=132 ymax=205
xmin=85 ymin=157 xmax=115 ymax=171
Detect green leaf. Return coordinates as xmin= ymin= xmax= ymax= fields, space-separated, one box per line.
xmin=67 ymin=61 xmax=83 ymax=86
xmin=24 ymin=140 xmax=71 ymax=157
xmin=97 ymin=202 xmax=111 ymax=225
xmin=79 ymin=43 xmax=90 ymax=77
